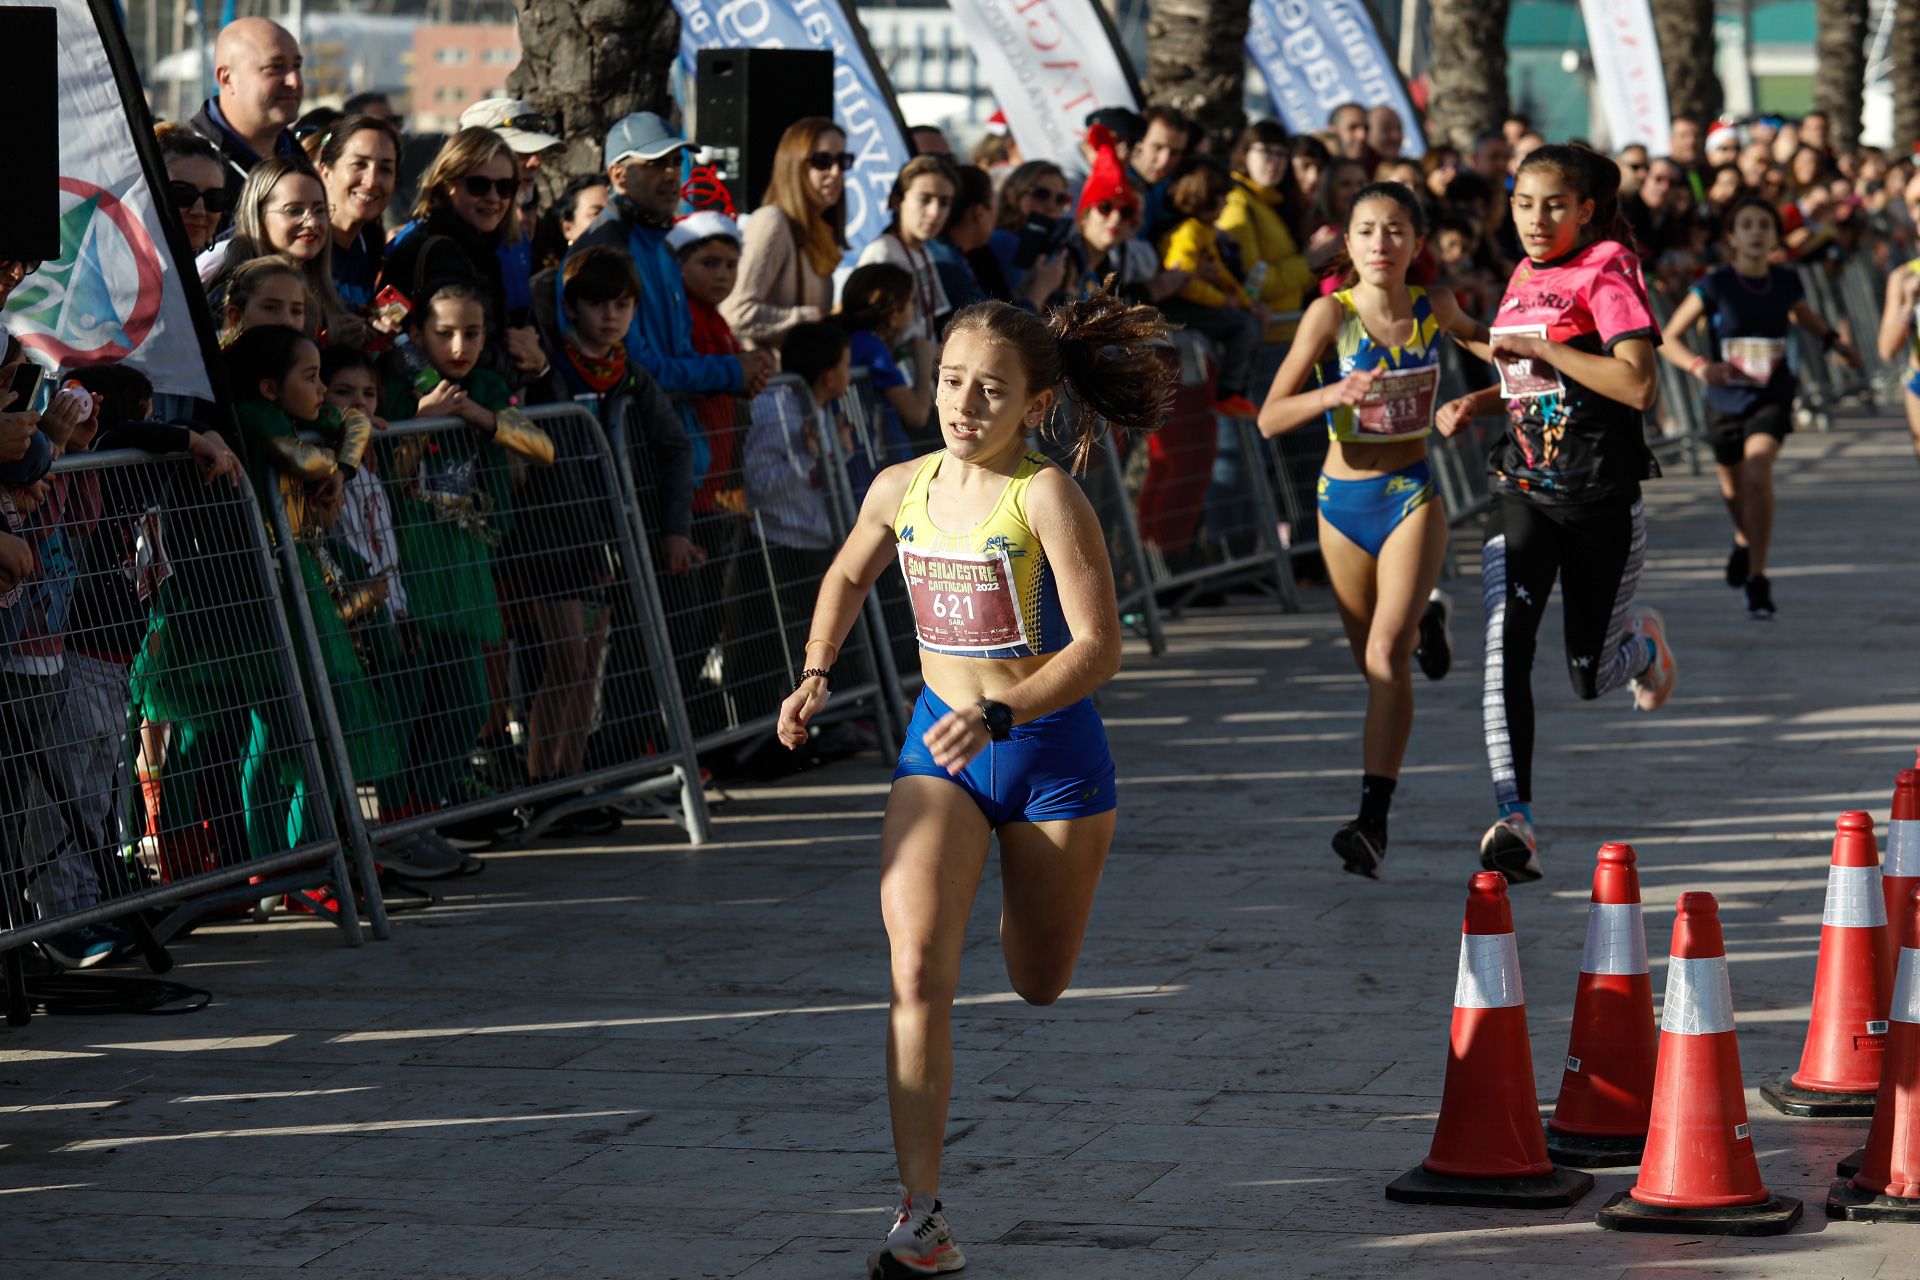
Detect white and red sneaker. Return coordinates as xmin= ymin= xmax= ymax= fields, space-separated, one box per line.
xmin=868 ymin=1190 xmax=965 ymax=1277
xmin=1627 ymin=604 xmax=1677 ymax=712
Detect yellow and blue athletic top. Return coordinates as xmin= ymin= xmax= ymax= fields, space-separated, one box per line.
xmin=893 ymin=450 xmax=1069 ymax=658
xmin=1320 ymin=285 xmax=1440 ymax=444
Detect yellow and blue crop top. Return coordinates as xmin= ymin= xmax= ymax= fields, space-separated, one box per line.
xmin=893 ymin=450 xmax=1069 ymax=658
xmin=1320 ymin=285 xmax=1441 ymax=444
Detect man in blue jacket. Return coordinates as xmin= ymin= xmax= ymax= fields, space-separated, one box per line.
xmin=569 ymin=112 xmax=773 ymax=397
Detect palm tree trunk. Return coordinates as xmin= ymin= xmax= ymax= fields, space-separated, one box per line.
xmin=1814 ymin=0 xmax=1869 ymax=152
xmin=1651 ymin=0 xmax=1722 ymax=126
xmin=1427 ymin=0 xmax=1510 ymax=152
xmin=1144 ymin=0 xmax=1252 ymax=157
xmin=509 ymin=0 xmax=680 ymax=192
xmin=1894 ymin=0 xmax=1920 ymax=153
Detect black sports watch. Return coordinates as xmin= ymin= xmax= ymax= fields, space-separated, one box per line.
xmin=977 ymin=699 xmax=1014 ymax=741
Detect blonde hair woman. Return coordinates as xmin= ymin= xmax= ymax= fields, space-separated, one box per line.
xmin=720 ymin=116 xmax=847 ymax=349
xmin=200 ymin=157 xmax=355 ymax=342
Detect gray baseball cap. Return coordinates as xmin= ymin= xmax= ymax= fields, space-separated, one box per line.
xmin=605 ymin=111 xmax=691 ymax=166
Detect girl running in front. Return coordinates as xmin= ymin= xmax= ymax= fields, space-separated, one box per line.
xmin=1255 ymin=182 xmax=1488 ymax=878
xmin=1435 ymin=144 xmax=1678 ymax=884
xmin=1876 ymin=168 xmax=1920 ymax=466
xmin=776 ymin=285 xmax=1171 ymax=1280
xmin=1658 ymin=194 xmax=1854 ymax=619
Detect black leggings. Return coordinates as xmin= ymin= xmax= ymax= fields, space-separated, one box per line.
xmin=1481 ymin=491 xmax=1648 ymax=807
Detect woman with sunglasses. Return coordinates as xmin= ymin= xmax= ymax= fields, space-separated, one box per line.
xmin=379 ymin=127 xmax=547 ymax=383
xmin=200 ymin=156 xmax=355 ymax=344
xmin=157 ymin=125 xmax=230 ymax=256
xmin=987 ymin=160 xmax=1072 ymax=295
xmin=314 ymin=115 xmax=403 ymax=315
xmin=720 ymin=117 xmax=846 ymax=350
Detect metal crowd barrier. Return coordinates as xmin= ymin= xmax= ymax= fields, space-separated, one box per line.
xmin=269 ymin=404 xmax=712 ymax=869
xmin=639 ymin=376 xmax=904 ymax=759
xmin=1 ymin=446 xmax=370 ymax=1016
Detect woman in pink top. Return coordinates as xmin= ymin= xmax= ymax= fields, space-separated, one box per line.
xmin=1434 ymin=144 xmax=1679 ymax=886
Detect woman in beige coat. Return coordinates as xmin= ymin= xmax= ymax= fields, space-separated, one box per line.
xmin=720 ymin=117 xmax=847 ymax=349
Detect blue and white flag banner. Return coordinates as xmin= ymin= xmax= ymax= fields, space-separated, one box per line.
xmin=1577 ymin=0 xmax=1669 ymax=151
xmin=1247 ymin=0 xmax=1426 ymax=158
xmin=673 ymin=0 xmax=911 ymax=262
xmin=1 ymin=0 xmax=218 ymax=399
xmin=947 ymin=0 xmax=1139 ymax=170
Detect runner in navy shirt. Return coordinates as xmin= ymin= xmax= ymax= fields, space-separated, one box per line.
xmin=1659 ymin=195 xmax=1854 ymax=619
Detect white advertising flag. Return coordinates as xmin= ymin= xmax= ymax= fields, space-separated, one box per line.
xmin=1577 ymin=0 xmax=1671 ymax=151
xmin=946 ymin=0 xmax=1140 ymax=169
xmin=0 ymin=0 xmax=219 ymax=399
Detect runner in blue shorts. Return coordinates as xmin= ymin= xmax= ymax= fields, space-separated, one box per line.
xmin=776 ymin=284 xmax=1172 ymax=1279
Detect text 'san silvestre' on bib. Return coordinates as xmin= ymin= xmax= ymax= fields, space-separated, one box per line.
xmin=1354 ymin=364 xmax=1438 ymax=436
xmin=898 ymin=546 xmax=1028 ymax=655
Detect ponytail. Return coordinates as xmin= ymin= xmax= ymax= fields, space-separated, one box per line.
xmin=1516 ymin=143 xmax=1636 ymax=249
xmin=945 ymin=277 xmax=1174 ymax=474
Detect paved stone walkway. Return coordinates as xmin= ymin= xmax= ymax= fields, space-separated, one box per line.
xmin=5 ymin=412 xmax=1920 ymax=1278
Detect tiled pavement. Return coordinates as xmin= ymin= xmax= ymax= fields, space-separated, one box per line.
xmin=5 ymin=413 xmax=1920 ymax=1277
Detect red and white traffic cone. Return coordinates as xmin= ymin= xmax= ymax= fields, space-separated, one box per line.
xmin=1597 ymin=891 xmax=1802 ymax=1233
xmin=1763 ymin=812 xmax=1891 ymax=1118
xmin=1546 ymin=842 xmax=1656 ymax=1167
xmin=1386 ymin=871 xmax=1594 ymax=1208
xmin=1830 ymin=885 xmax=1920 ymax=1220
xmin=1842 ymin=772 xmax=1919 ymax=1177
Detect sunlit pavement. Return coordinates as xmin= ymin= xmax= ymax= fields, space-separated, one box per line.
xmin=4 ymin=411 xmax=1920 ymax=1277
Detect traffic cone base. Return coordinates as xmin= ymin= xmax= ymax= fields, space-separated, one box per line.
xmin=1543 ymin=1122 xmax=1646 ymax=1169
xmin=1597 ymin=1190 xmax=1803 ymax=1236
xmin=1827 ymin=1177 xmax=1920 ymax=1222
xmin=1759 ymin=1078 xmax=1877 ymax=1118
xmin=1838 ymin=1144 xmax=1866 ymax=1178
xmin=1386 ymin=1164 xmax=1593 ymax=1209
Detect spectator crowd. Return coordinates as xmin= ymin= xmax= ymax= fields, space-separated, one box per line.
xmin=4 ymin=11 xmax=1916 ymax=969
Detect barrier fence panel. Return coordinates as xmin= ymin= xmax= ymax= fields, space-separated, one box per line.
xmin=1121 ymin=334 xmax=1298 ymax=614
xmin=276 ymin=404 xmax=711 ymax=859
xmin=631 ymin=376 xmax=902 ymax=759
xmin=1 ymin=447 xmax=368 ymax=984
xmin=838 ymin=369 xmax=927 ymax=697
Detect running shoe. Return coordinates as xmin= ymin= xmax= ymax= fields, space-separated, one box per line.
xmin=1414 ymin=588 xmax=1454 ymax=681
xmin=1627 ymin=605 xmax=1677 ymax=712
xmin=1332 ymin=819 xmax=1387 ymax=879
xmin=1480 ymin=813 xmax=1543 ymax=884
xmin=868 ymin=1191 xmax=965 ymax=1277
xmin=1726 ymin=542 xmax=1750 ymax=588
xmin=1745 ymin=573 xmax=1776 ymax=620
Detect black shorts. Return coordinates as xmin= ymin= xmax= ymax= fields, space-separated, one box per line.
xmin=1704 ymin=400 xmax=1793 ymax=467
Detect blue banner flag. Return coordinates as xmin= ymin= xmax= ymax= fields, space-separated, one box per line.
xmin=672 ymin=0 xmax=912 ymax=262
xmin=1246 ymin=0 xmax=1426 ymax=158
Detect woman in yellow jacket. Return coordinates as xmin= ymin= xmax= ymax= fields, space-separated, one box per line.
xmin=1156 ymin=163 xmax=1265 ymax=417
xmin=1220 ymin=120 xmax=1326 ymax=346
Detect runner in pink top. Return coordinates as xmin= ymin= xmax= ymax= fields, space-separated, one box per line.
xmin=1434 ymin=145 xmax=1680 ymax=886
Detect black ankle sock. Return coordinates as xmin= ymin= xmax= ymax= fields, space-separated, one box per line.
xmin=1360 ymin=774 xmax=1396 ymax=827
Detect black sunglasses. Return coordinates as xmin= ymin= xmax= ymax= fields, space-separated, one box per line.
xmin=807 ymin=151 xmax=857 ymax=172
xmin=461 ymin=175 xmax=520 ymax=199
xmin=1031 ymin=188 xmax=1072 ymax=209
xmin=168 ymin=180 xmax=234 ymax=214
xmin=1094 ymin=200 xmax=1135 ymax=218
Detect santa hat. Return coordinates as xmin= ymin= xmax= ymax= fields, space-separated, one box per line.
xmin=986 ymin=108 xmax=1009 ymax=138
xmin=667 ymin=209 xmax=742 ymax=254
xmin=1077 ymin=124 xmax=1138 ymax=218
xmin=1706 ymin=118 xmax=1739 ymax=153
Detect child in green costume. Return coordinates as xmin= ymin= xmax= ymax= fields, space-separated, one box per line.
xmin=223 ymin=325 xmax=395 ymax=859
xmin=376 ymin=281 xmax=553 ymax=824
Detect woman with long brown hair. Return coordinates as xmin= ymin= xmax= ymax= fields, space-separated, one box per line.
xmin=313 ymin=115 xmax=403 ymax=313
xmin=378 ymin=127 xmax=547 ymax=380
xmin=776 ymin=284 xmax=1171 ymax=1278
xmin=857 ymin=154 xmax=960 ymax=342
xmin=720 ymin=116 xmax=846 ymax=349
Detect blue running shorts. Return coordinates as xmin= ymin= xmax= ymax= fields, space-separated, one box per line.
xmin=894 ymin=686 xmax=1117 ymax=826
